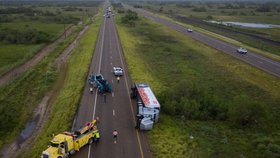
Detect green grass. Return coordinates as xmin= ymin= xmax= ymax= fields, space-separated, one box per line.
xmin=0 ymin=43 xmax=42 ymax=75
xmin=0 ymin=4 xmax=100 ymax=75
xmin=0 ymin=21 xmax=68 ymax=76
xmin=0 ymin=26 xmax=79 ymax=149
xmin=116 ymin=14 xmax=280 ymax=158
xmin=1 ymin=22 xmax=69 ymax=39
xmin=19 ymin=10 xmax=103 ymax=158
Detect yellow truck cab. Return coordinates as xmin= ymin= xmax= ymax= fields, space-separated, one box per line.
xmin=42 ymin=120 xmax=100 ymax=158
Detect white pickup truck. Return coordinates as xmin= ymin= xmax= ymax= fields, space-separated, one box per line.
xmin=113 ymin=67 xmax=123 ymax=76
xmin=237 ymin=47 xmax=247 ymax=54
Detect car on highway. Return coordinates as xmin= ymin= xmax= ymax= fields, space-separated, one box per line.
xmin=113 ymin=67 xmax=123 ymax=76
xmin=237 ymin=47 xmax=247 ymax=54
xmin=187 ymin=28 xmax=193 ymax=32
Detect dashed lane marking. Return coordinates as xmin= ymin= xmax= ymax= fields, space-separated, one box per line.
xmin=88 ymin=14 xmax=106 ymax=158
xmin=113 ymin=19 xmax=144 ymax=158
xmin=113 ymin=109 xmax=115 ymax=116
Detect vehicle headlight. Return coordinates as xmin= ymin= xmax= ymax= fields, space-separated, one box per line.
xmin=42 ymin=151 xmax=50 ymax=158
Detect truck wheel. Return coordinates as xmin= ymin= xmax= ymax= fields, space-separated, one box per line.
xmin=88 ymin=138 xmax=93 ymax=145
xmin=64 ymin=153 xmax=69 ymax=158
xmin=69 ymin=150 xmax=75 ymax=155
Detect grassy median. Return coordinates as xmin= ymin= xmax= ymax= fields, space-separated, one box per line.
xmin=116 ymin=11 xmax=280 ymax=158
xmin=20 ymin=12 xmax=103 ymax=158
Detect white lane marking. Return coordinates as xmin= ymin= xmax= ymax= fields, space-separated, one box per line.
xmin=71 ymin=116 xmax=77 ymax=131
xmin=112 ymin=18 xmax=144 ymax=158
xmin=112 ymin=92 xmax=114 ymax=97
xmin=88 ymin=14 xmax=106 ymax=158
xmin=113 ymin=109 xmax=115 ymax=116
xmin=258 ymin=61 xmax=263 ymax=64
xmin=112 ymin=79 xmax=114 ymax=83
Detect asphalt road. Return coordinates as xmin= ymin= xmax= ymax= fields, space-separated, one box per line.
xmin=125 ymin=5 xmax=280 ymax=78
xmin=70 ymin=7 xmax=151 ymax=158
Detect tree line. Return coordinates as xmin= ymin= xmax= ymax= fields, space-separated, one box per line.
xmin=0 ymin=28 xmax=50 ymax=44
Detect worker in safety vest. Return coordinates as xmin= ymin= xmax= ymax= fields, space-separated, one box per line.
xmin=113 ymin=130 xmax=118 ymax=144
xmin=117 ymin=76 xmax=120 ymax=83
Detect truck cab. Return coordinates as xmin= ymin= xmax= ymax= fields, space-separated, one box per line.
xmin=42 ymin=120 xmax=100 ymax=158
xmin=42 ymin=134 xmax=74 ymax=158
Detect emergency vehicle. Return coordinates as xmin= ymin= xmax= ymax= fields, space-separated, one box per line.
xmin=42 ymin=120 xmax=100 ymax=158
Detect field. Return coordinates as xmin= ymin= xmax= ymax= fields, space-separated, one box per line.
xmin=19 ymin=8 xmax=103 ymax=158
xmin=0 ymin=1 xmax=100 ymax=75
xmin=116 ymin=10 xmax=280 ymax=158
xmin=131 ymin=1 xmax=280 ymax=56
xmin=0 ymin=1 xmax=102 ymax=156
xmin=0 ymin=43 xmax=42 ymax=75
xmin=0 ymin=26 xmax=79 ymax=150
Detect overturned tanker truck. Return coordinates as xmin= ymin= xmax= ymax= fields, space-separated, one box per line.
xmin=131 ymin=83 xmax=160 ymax=130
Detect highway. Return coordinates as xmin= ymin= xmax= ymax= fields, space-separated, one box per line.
xmin=70 ymin=5 xmax=151 ymax=158
xmin=125 ymin=5 xmax=280 ymax=78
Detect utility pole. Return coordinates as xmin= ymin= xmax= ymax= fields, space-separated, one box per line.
xmin=64 ymin=23 xmax=66 ymax=39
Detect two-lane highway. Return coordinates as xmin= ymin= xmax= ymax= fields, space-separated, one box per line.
xmin=71 ymin=5 xmax=151 ymax=158
xmin=125 ymin=5 xmax=280 ymax=78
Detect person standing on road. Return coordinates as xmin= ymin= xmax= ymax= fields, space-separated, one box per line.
xmin=103 ymin=93 xmax=106 ymax=103
xmin=117 ymin=76 xmax=120 ymax=83
xmin=95 ymin=116 xmax=100 ymax=124
xmin=113 ymin=130 xmax=118 ymax=144
xmin=90 ymin=86 xmax=93 ymax=94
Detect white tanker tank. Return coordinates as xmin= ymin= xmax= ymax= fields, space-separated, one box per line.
xmin=131 ymin=83 xmax=160 ymax=130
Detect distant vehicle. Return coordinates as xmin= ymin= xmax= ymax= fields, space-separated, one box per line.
xmin=237 ymin=47 xmax=247 ymax=54
xmin=113 ymin=67 xmax=123 ymax=76
xmin=187 ymin=28 xmax=193 ymax=32
xmin=106 ymin=15 xmax=110 ymax=18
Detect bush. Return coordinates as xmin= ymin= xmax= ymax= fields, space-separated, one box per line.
xmin=256 ymin=5 xmax=271 ymax=12
xmin=133 ymin=5 xmax=142 ymax=8
xmin=0 ymin=28 xmax=50 ymax=44
xmin=0 ymin=7 xmax=35 ymax=14
xmin=192 ymin=7 xmax=207 ymax=12
xmin=159 ymin=80 xmax=228 ymax=121
xmin=206 ymin=15 xmax=213 ymax=20
xmin=229 ymin=95 xmax=267 ymax=127
xmin=176 ymin=2 xmax=193 ymax=8
xmin=121 ymin=10 xmax=138 ymax=27
xmin=240 ymin=12 xmax=247 ymax=16
xmin=253 ymin=136 xmax=280 ymax=158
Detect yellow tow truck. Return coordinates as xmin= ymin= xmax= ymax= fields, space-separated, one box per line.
xmin=42 ymin=119 xmax=100 ymax=158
